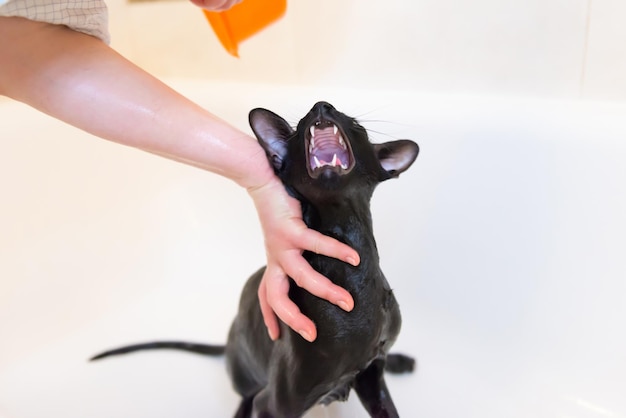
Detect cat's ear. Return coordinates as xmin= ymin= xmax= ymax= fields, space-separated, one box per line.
xmin=249 ymin=108 xmax=294 ymax=171
xmin=374 ymin=140 xmax=419 ymax=179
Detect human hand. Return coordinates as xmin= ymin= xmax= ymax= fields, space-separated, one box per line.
xmin=247 ymin=177 xmax=360 ymax=342
xmin=188 ymin=0 xmax=242 ymax=11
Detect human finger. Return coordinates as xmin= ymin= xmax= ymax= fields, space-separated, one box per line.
xmin=258 ymin=273 xmax=280 ymax=341
xmin=282 ymin=252 xmax=354 ymax=313
xmin=297 ymin=228 xmax=360 ymax=267
xmin=189 ymin=0 xmax=241 ymax=11
xmin=264 ymin=267 xmax=317 ymax=342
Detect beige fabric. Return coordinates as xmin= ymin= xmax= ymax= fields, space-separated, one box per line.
xmin=0 ymin=0 xmax=110 ymax=43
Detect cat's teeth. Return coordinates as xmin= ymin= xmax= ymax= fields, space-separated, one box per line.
xmin=341 ymin=162 xmax=348 ymax=169
xmin=309 ymin=135 xmax=315 ymax=151
xmin=314 ymin=156 xmax=322 ymax=168
xmin=333 ymin=125 xmax=338 ymax=135
xmin=331 ymin=154 xmax=338 ymax=166
xmin=310 ymin=126 xmax=316 ymax=139
xmin=338 ymin=135 xmax=346 ymax=149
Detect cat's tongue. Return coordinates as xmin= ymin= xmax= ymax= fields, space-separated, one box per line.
xmin=313 ymin=127 xmax=339 ymax=149
xmin=309 ymin=126 xmax=349 ymax=169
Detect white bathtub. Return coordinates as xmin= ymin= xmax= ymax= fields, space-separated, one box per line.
xmin=1 ymin=81 xmax=625 ymax=418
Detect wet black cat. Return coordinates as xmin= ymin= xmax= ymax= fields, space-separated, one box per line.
xmin=91 ymin=102 xmax=419 ymax=418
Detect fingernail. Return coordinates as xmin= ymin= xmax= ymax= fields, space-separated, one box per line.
xmin=338 ymin=300 xmax=352 ymax=312
xmin=347 ymin=256 xmax=359 ymax=266
xmin=267 ymin=328 xmax=278 ymax=341
xmin=299 ymin=330 xmax=314 ymax=342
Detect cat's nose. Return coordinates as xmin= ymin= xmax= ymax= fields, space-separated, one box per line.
xmin=311 ymin=101 xmax=335 ymax=116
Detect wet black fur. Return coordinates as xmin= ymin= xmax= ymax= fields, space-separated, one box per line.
xmin=91 ymin=102 xmax=419 ymax=418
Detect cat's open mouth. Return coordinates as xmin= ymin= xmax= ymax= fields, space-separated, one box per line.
xmin=305 ymin=119 xmax=354 ymax=178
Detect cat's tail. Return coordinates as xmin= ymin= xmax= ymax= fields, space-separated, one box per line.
xmin=89 ymin=341 xmax=225 ymax=361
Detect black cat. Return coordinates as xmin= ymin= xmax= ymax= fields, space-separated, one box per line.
xmin=91 ymin=102 xmax=419 ymax=418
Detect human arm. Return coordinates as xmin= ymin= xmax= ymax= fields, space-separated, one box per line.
xmin=0 ymin=16 xmax=358 ymax=341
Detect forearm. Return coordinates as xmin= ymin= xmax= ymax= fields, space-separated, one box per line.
xmin=0 ymin=16 xmax=358 ymax=341
xmin=0 ymin=16 xmax=273 ymax=190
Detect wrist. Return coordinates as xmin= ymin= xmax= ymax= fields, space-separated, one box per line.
xmin=246 ymin=171 xmax=297 ymax=234
xmin=246 ymin=173 xmax=284 ymax=210
xmin=243 ymin=166 xmax=278 ymax=196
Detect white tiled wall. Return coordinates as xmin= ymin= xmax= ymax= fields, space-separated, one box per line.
xmin=107 ymin=0 xmax=626 ymax=101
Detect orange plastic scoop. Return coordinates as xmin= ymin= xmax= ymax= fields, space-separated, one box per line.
xmin=203 ymin=0 xmax=287 ymax=57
